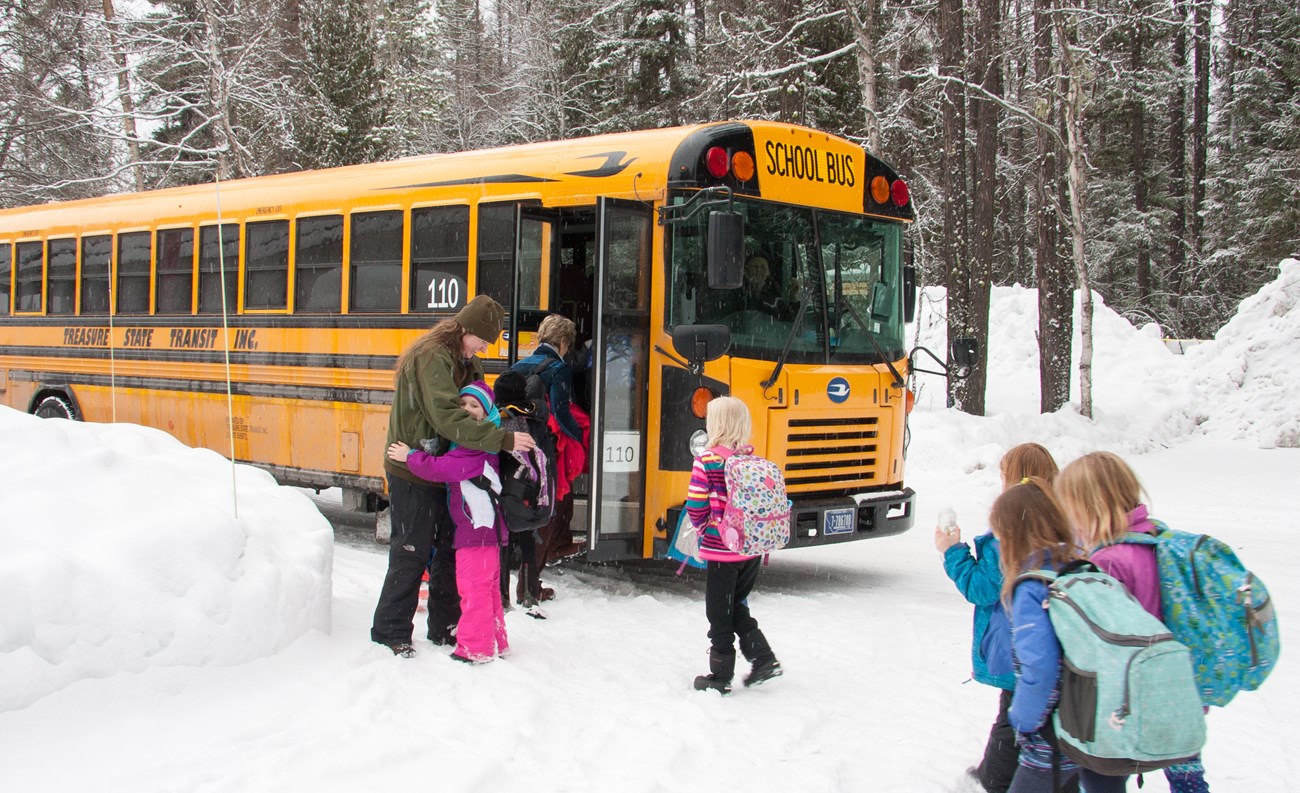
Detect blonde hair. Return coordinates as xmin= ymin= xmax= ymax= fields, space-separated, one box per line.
xmin=1055 ymin=451 xmax=1144 ymax=548
xmin=705 ymin=396 xmax=751 ymax=450
xmin=537 ymin=314 xmax=577 ymax=352
xmin=1000 ymin=443 xmax=1060 ymax=488
xmin=989 ymin=477 xmax=1082 ymax=605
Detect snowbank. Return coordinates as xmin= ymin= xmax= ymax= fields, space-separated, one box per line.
xmin=0 ymin=407 xmax=333 ymax=712
xmin=1181 ymin=258 xmax=1300 ymax=447
xmin=907 ymin=283 xmax=1193 ymax=478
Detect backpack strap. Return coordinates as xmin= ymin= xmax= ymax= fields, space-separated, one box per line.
xmin=467 ymin=473 xmax=506 ymax=546
xmin=1119 ymin=531 xmax=1159 ymax=546
xmin=1015 ymin=568 xmax=1058 ymax=585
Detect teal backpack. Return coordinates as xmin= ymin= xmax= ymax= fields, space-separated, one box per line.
xmin=1019 ymin=562 xmax=1206 ymax=774
xmin=1123 ymin=523 xmax=1280 ymax=706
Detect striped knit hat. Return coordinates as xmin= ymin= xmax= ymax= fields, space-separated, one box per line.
xmin=459 ymin=380 xmax=501 ymax=427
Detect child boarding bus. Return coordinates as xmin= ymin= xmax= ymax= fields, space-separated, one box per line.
xmin=0 ymin=120 xmax=942 ymax=561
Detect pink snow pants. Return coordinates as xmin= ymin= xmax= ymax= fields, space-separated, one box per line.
xmin=454 ymin=546 xmax=508 ymax=661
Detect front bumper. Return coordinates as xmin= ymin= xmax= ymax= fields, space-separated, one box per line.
xmin=785 ymin=487 xmax=915 ymax=548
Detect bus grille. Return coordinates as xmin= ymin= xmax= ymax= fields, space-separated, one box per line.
xmin=779 ymin=416 xmax=879 ymax=491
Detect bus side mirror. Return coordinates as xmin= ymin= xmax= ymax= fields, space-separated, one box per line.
xmin=951 ymin=336 xmax=979 ymax=375
xmin=707 ymin=211 xmax=744 ymax=289
xmin=672 ymin=324 xmax=731 ymax=373
xmin=903 ymin=264 xmax=916 ymax=323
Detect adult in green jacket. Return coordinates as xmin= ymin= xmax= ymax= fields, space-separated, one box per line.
xmin=371 ymin=295 xmax=536 ymax=656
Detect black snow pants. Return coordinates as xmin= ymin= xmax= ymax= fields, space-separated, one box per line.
xmin=370 ymin=474 xmax=461 ymax=646
xmin=704 ymin=557 xmax=762 ymax=653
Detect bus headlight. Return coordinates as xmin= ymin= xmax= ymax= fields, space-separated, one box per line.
xmin=689 ymin=429 xmax=709 ymax=458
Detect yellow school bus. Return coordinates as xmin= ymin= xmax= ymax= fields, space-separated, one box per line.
xmin=0 ymin=121 xmax=921 ymax=560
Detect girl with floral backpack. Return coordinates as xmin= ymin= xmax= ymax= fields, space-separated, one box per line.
xmin=684 ymin=396 xmax=783 ymax=694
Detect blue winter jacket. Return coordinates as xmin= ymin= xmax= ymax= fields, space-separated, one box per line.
xmin=1008 ymin=575 xmax=1062 ymax=734
xmin=943 ymin=532 xmax=1016 ymax=690
xmin=510 ymin=344 xmax=582 ymax=442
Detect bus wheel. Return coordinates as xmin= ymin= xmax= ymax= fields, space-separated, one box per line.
xmin=33 ymin=394 xmax=78 ymax=420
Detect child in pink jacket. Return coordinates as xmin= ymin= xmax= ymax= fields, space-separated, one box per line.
xmin=387 ymin=381 xmax=508 ymax=663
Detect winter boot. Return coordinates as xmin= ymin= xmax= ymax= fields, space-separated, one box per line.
xmin=516 ymin=562 xmax=541 ymax=607
xmin=739 ymin=629 xmax=783 ymax=687
xmin=693 ymin=648 xmax=735 ymax=694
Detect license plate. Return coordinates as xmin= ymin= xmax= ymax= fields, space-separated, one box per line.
xmin=823 ymin=508 xmax=855 ymax=536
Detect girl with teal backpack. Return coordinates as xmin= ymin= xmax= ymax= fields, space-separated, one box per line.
xmin=1056 ymin=452 xmax=1216 ymax=793
xmin=990 ymin=478 xmax=1128 ymax=793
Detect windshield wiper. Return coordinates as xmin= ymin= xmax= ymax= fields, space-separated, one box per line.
xmin=760 ymin=246 xmax=812 ymax=391
xmin=836 ymin=294 xmax=906 ymax=389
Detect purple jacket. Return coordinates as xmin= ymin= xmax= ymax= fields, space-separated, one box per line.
xmin=1089 ymin=504 xmax=1162 ymax=618
xmin=406 ymin=446 xmax=506 ymax=549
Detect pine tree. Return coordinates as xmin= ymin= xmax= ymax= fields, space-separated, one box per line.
xmin=296 ymin=0 xmax=390 ymax=168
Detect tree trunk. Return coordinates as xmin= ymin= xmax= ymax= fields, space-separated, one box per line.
xmin=1190 ymin=0 xmax=1210 ymax=264
xmin=1167 ymin=0 xmax=1189 ymax=332
xmin=843 ymin=0 xmax=882 ymax=152
xmin=1130 ymin=17 xmax=1151 ymax=308
xmin=1035 ymin=0 xmax=1071 ymax=413
xmin=964 ymin=0 xmax=1000 ymax=415
xmin=1056 ymin=8 xmax=1091 ymax=419
xmin=938 ymin=0 xmax=971 ymax=411
xmin=101 ymin=0 xmax=145 ymax=192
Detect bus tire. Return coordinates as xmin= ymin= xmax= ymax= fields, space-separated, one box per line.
xmin=32 ymin=393 xmax=79 ymax=421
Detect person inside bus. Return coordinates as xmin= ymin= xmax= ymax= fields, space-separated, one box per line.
xmin=739 ymin=254 xmax=795 ymax=321
xmin=371 ymin=294 xmax=536 ymax=658
xmin=509 ymin=314 xmax=590 ymax=592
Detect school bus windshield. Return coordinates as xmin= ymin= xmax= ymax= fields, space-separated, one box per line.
xmin=667 ymin=196 xmax=906 ymax=364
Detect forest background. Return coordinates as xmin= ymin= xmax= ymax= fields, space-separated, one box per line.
xmin=1 ymin=0 xmax=1296 ymax=415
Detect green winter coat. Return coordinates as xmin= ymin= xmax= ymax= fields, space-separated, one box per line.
xmin=384 ymin=343 xmax=510 ymax=486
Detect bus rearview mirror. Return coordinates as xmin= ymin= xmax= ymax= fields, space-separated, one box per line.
xmin=672 ymin=324 xmax=732 ymax=370
xmin=707 ymin=211 xmax=744 ymax=289
xmin=903 ymin=265 xmax=916 ymax=323
xmin=951 ymin=337 xmax=979 ymax=368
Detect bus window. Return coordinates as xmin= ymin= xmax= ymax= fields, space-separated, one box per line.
xmin=15 ymin=241 xmax=45 ymax=313
xmin=410 ymin=206 xmax=469 ymax=313
xmin=244 ymin=220 xmax=289 ymax=310
xmin=349 ymin=211 xmax=401 ymax=312
xmin=476 ymin=204 xmax=514 ymax=310
xmin=198 ymin=224 xmax=240 ymax=314
xmin=294 ymin=215 xmax=343 ymax=312
xmin=116 ymin=232 xmax=151 ymax=314
xmin=155 ymin=228 xmax=195 ymax=314
xmin=0 ymin=244 xmax=11 ymax=315
xmin=47 ymin=239 xmax=77 ymax=315
xmin=80 ymin=236 xmax=111 ymax=314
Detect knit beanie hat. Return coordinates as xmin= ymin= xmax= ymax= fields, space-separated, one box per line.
xmin=459 ymin=380 xmax=501 ymax=428
xmin=455 ymin=294 xmax=506 ymax=343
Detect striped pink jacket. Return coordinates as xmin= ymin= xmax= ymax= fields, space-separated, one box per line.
xmin=685 ymin=446 xmax=755 ymax=562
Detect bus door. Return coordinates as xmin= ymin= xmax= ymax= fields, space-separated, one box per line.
xmin=585 ymin=198 xmax=653 ymax=561
xmin=507 ymin=206 xmax=561 ymax=363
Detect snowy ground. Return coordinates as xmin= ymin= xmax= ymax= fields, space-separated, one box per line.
xmin=2 ymin=261 xmax=1297 ymax=792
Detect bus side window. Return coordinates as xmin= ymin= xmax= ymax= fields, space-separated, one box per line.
xmin=46 ymin=239 xmax=76 ymax=315
xmin=245 ymin=220 xmax=290 ymax=311
xmin=0 ymin=244 xmax=11 ymax=315
xmin=410 ymin=206 xmax=469 ymax=313
xmin=15 ymin=241 xmax=44 ymax=313
xmin=198 ymin=224 xmax=240 ymax=314
xmin=476 ymin=203 xmax=514 ymax=310
xmin=295 ymin=215 xmax=343 ymax=312
xmin=349 ymin=210 xmax=401 ymax=312
xmin=80 ymin=236 xmax=112 ymax=315
xmin=155 ymin=228 xmax=195 ymax=314
xmin=116 ymin=232 xmax=150 ymax=314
